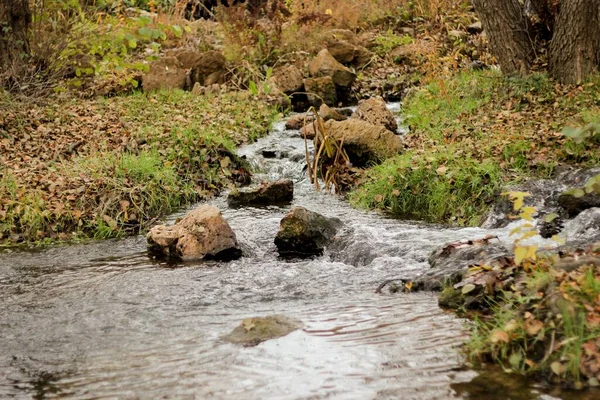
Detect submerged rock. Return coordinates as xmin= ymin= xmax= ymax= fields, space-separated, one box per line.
xmin=274 ymin=206 xmax=342 ymax=257
xmin=351 ymin=97 xmax=398 ymax=133
xmin=227 ymin=179 xmax=294 ymax=207
xmin=147 ymin=205 xmax=241 ymax=261
xmin=322 ymin=118 xmax=403 ymax=167
xmin=222 ymin=315 xmax=303 ymax=347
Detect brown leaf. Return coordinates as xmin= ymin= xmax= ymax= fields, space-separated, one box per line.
xmin=490 ymin=330 xmax=509 ymax=344
xmin=524 ymin=319 xmax=544 ymax=336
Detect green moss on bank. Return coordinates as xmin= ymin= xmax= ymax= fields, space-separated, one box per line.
xmin=351 ymin=70 xmax=600 ymax=225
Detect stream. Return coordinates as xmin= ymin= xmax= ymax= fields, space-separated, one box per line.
xmin=0 ymin=107 xmax=590 ymax=399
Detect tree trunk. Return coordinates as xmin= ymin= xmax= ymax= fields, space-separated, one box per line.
xmin=471 ymin=0 xmax=535 ymax=75
xmin=0 ymin=0 xmax=31 ymax=81
xmin=549 ymin=0 xmax=600 ymax=84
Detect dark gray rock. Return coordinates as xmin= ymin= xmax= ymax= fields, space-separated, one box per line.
xmin=227 ymin=179 xmax=294 ymax=207
xmin=274 ymin=206 xmax=342 ymax=257
xmin=413 ymin=237 xmax=510 ymax=291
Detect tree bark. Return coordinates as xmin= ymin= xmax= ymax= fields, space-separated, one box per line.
xmin=0 ymin=0 xmax=31 ymax=80
xmin=549 ymin=0 xmax=600 ymax=84
xmin=471 ymin=0 xmax=535 ymax=75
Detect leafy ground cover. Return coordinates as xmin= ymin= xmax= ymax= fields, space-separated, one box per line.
xmin=0 ymin=90 xmax=277 ymax=245
xmin=351 ymin=70 xmax=600 ymax=225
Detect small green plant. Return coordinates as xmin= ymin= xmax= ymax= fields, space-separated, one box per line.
xmin=373 ymin=30 xmax=413 ymax=56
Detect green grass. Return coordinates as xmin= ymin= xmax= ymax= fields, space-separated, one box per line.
xmin=350 ymin=148 xmax=503 ymax=226
xmin=373 ymin=30 xmax=413 ymax=56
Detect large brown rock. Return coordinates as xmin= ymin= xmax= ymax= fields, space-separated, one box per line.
xmin=318 ymin=104 xmax=346 ymax=122
xmin=274 ymin=206 xmax=342 ymax=257
xmin=308 ymin=49 xmax=356 ymax=88
xmin=142 ymin=57 xmax=186 ymax=92
xmin=352 ymin=97 xmax=398 ymax=132
xmin=168 ymin=48 xmax=203 ymax=69
xmin=147 ymin=205 xmax=241 ymax=261
xmin=285 ymin=113 xmax=315 ymax=130
xmin=228 ymin=179 xmax=294 ymax=207
xmin=326 ymin=40 xmax=357 ymax=64
xmin=270 ymin=65 xmax=304 ymax=95
xmin=322 ymin=119 xmax=403 ymax=167
xmin=189 ymin=51 xmax=227 ymax=86
xmin=304 ymin=76 xmax=337 ymax=107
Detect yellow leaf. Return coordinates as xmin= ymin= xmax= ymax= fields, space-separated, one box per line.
xmin=514 ymin=246 xmax=528 ymax=266
xmin=325 ymin=8 xmax=333 ymax=15
xmin=526 ymin=244 xmax=538 ymax=261
xmin=518 ymin=211 xmax=533 ymax=221
xmin=404 ymin=281 xmax=413 ymax=291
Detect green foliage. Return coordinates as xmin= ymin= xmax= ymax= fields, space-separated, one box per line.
xmin=350 ymin=149 xmax=503 ymax=226
xmin=373 ymin=30 xmax=413 ymax=56
xmin=562 ymin=123 xmax=600 ymax=144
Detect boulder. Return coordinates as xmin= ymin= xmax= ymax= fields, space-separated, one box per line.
xmin=227 ymin=179 xmax=294 ymax=207
xmin=326 ymin=29 xmax=357 ymax=44
xmin=142 ymin=57 xmax=187 ymax=92
xmin=322 ymin=119 xmax=403 ymax=167
xmin=351 ymin=97 xmax=398 ymax=132
xmin=147 ymin=205 xmax=241 ymax=261
xmin=168 ymin=48 xmax=203 ymax=69
xmin=303 ymin=76 xmax=337 ymax=107
xmin=270 ymin=64 xmax=304 ymax=95
xmin=413 ymin=237 xmax=510 ymax=291
xmin=326 ymin=40 xmax=357 ymax=64
xmin=274 ymin=206 xmax=342 ymax=257
xmin=318 ymin=104 xmax=346 ymax=122
xmin=285 ymin=113 xmax=315 ymax=130
xmin=189 ymin=51 xmax=227 ymax=87
xmin=353 ymin=46 xmax=373 ymax=68
xmin=222 ymin=315 xmax=303 ymax=347
xmin=308 ymin=49 xmax=356 ymax=88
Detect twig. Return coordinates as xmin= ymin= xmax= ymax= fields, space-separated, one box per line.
xmin=375 ymin=278 xmax=410 ymax=294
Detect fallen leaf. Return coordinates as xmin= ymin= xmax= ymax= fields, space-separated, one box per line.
xmin=490 ymin=330 xmax=509 ymax=344
xmin=524 ymin=319 xmax=544 ymax=336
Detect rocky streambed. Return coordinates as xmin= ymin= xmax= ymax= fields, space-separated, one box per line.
xmin=0 ymin=108 xmax=598 ymax=399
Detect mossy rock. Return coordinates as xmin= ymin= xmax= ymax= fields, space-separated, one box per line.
xmin=222 ymin=315 xmax=303 ymax=347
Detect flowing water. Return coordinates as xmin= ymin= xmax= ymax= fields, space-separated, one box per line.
xmin=0 ymin=109 xmax=590 ymax=399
